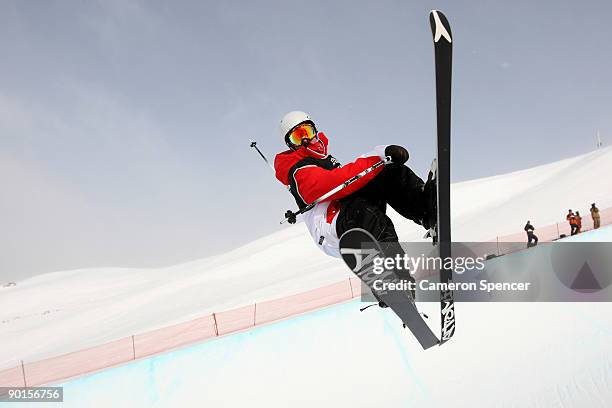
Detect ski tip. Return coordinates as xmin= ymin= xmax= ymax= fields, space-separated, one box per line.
xmin=429 ymin=10 xmax=452 ymax=44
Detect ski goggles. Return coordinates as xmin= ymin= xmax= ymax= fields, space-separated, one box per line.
xmin=287 ymin=123 xmax=317 ymax=147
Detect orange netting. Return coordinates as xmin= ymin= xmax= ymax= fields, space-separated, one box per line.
xmin=0 ymin=279 xmax=362 ymax=387
xmin=0 ymin=365 xmax=24 ymax=388
xmin=133 ymin=315 xmax=218 ymax=360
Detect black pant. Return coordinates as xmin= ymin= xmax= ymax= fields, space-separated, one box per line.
xmin=335 ymin=163 xmax=426 ymax=243
xmin=527 ymin=231 xmax=538 ymax=247
xmin=336 ymin=163 xmax=425 ymax=294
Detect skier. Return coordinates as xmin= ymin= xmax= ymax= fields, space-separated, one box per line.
xmin=566 ymin=210 xmax=578 ymax=236
xmin=524 ymin=221 xmax=538 ymax=248
xmin=590 ymin=203 xmax=600 ymax=229
xmin=273 ymin=111 xmax=435 ymax=297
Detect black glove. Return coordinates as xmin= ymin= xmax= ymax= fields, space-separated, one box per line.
xmin=384 ymin=145 xmax=409 ymax=165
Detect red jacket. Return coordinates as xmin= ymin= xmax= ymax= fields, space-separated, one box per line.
xmin=274 ymin=132 xmax=384 ymax=208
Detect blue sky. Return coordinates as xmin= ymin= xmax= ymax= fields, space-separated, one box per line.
xmin=1 ymin=0 xmax=611 ymax=280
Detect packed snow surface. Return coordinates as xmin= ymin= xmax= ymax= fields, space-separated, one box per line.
xmin=1 ymin=147 xmax=612 ymax=370
xmin=55 ymin=234 xmax=612 ymax=408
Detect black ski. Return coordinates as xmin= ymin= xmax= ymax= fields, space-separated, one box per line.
xmin=339 ymin=228 xmax=439 ymax=350
xmin=429 ymin=10 xmax=456 ymax=344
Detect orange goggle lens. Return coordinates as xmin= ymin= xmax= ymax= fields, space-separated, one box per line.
xmin=288 ymin=123 xmax=317 ymax=146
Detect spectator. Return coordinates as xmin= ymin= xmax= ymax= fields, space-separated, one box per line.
xmin=524 ymin=221 xmax=538 ymax=248
xmin=575 ymin=211 xmax=583 ymax=233
xmin=590 ymin=203 xmax=601 ymax=229
xmin=566 ymin=210 xmax=578 ymax=236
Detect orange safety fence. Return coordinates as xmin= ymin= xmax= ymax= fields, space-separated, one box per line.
xmin=133 ymin=314 xmax=218 ymax=360
xmin=1 ymin=208 xmax=610 ymax=388
xmin=0 ymin=277 xmax=362 ymax=387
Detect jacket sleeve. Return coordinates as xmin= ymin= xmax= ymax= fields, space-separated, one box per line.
xmin=293 ymin=154 xmax=385 ymax=204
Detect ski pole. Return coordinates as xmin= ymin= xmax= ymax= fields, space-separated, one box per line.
xmin=249 ymin=140 xmax=275 ymax=171
xmin=281 ymin=157 xmax=392 ymax=224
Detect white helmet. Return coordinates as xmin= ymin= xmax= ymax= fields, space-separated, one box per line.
xmin=280 ymin=111 xmax=317 ymax=149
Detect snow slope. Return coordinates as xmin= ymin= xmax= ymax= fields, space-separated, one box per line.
xmin=46 ymin=226 xmax=612 ymax=408
xmin=1 ymin=147 xmax=612 ymax=369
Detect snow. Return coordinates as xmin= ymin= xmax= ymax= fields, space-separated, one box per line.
xmin=54 ymin=247 xmax=612 ymax=408
xmin=1 ymin=147 xmax=612 ymax=372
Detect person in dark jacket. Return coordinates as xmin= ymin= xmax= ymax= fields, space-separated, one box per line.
xmin=524 ymin=221 xmax=538 ymax=248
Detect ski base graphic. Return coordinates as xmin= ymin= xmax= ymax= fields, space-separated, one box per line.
xmin=339 ymin=228 xmax=439 ymax=350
